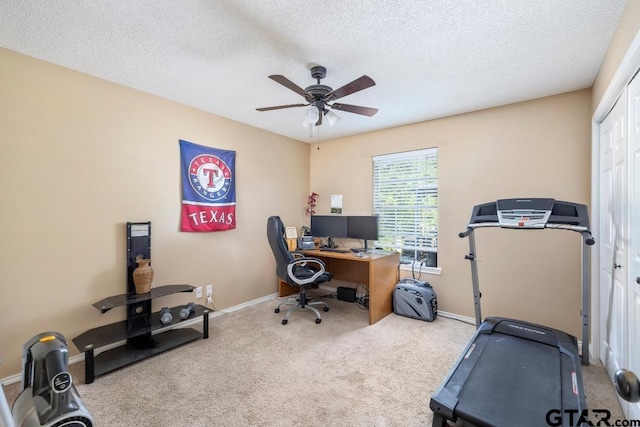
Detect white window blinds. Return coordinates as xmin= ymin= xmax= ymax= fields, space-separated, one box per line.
xmin=372 ymin=148 xmax=438 ymax=253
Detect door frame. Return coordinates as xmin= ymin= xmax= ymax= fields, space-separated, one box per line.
xmin=591 ymin=29 xmax=640 ymax=361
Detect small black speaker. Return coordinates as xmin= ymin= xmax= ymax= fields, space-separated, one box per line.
xmin=337 ymin=286 xmax=357 ymax=303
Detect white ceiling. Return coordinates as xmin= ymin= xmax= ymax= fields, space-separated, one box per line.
xmin=0 ymin=1 xmax=628 ymax=143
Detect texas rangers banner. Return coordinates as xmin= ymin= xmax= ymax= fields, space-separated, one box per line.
xmin=180 ymin=139 xmax=236 ymax=232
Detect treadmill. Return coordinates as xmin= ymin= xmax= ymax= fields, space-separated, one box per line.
xmin=429 ymin=198 xmax=595 ymax=427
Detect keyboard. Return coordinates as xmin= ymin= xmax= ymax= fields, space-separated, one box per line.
xmin=368 ymin=249 xmax=395 ymax=255
xmin=319 ymin=248 xmax=350 ymax=253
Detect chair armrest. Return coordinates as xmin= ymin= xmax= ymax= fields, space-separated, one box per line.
xmin=289 ymin=251 xmax=306 ymax=259
xmin=290 ymin=251 xmax=310 ymax=269
xmin=286 ymin=257 xmax=327 ymax=286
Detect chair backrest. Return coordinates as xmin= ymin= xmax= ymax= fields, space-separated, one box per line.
xmin=266 ymin=216 xmax=294 ymax=282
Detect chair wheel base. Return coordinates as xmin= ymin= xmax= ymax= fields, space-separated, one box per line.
xmin=282 ymin=319 xmax=288 ymax=325
xmin=323 ymin=307 xmax=329 ymax=312
xmin=315 ymin=318 xmax=321 ymax=324
xmin=275 ymin=308 xmax=280 ymax=313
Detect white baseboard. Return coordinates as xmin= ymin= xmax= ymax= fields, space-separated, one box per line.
xmin=437 ymin=311 xmax=476 ymax=325
xmin=1 ymin=293 xmax=280 ymax=386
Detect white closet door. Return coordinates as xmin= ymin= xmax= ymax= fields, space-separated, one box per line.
xmin=628 ymin=72 xmax=640 ymax=419
xmin=599 ymin=89 xmax=629 ymax=419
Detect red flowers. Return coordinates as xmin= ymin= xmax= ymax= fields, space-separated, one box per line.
xmin=305 ymin=192 xmax=318 ymax=215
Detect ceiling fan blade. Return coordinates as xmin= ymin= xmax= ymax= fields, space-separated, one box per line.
xmin=331 ymin=103 xmax=378 ymax=117
xmin=325 ymin=75 xmax=376 ymax=101
xmin=268 ymin=75 xmax=311 ymax=98
xmin=256 ymin=103 xmax=308 ymax=112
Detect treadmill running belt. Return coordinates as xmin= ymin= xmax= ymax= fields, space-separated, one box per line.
xmin=455 ymin=333 xmax=561 ymax=426
xmin=430 ymin=317 xmax=586 ymax=427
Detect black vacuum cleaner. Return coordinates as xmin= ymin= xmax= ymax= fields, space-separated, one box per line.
xmin=1 ymin=332 xmax=93 ymax=427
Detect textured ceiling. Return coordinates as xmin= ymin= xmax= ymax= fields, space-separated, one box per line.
xmin=0 ymin=1 xmax=628 ymax=143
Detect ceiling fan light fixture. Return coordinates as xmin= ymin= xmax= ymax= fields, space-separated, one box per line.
xmin=325 ymin=110 xmax=341 ymax=127
xmin=302 ymin=106 xmax=320 ymax=128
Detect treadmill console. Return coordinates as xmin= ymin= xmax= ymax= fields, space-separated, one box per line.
xmin=466 ymin=198 xmax=591 ymax=232
xmin=496 ymin=198 xmax=554 ymax=228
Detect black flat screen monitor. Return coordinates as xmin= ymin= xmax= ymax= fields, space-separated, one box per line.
xmin=310 ymin=215 xmax=348 ymax=239
xmin=348 ymin=216 xmax=379 ymax=250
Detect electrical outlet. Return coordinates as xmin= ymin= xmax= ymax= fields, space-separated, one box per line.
xmin=195 ymin=287 xmax=203 ymax=299
xmin=206 ymin=284 xmax=213 ymax=297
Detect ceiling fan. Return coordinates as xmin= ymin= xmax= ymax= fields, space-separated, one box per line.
xmin=256 ymin=65 xmax=378 ymax=127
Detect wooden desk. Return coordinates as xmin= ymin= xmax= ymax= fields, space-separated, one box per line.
xmin=278 ymin=250 xmax=400 ymax=325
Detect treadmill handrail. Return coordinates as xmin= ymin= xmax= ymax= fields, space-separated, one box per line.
xmin=461 ymin=222 xmax=595 ymax=245
xmin=465 ymin=221 xmax=587 ymax=232
xmin=458 ymin=227 xmax=473 ymax=238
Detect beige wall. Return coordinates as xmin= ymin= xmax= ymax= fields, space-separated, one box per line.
xmin=310 ymin=90 xmax=592 ymax=337
xmin=592 ymin=0 xmax=640 ymax=110
xmin=0 ymin=48 xmax=310 ymax=377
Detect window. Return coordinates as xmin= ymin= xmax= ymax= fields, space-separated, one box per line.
xmin=372 ymin=148 xmax=438 ymax=268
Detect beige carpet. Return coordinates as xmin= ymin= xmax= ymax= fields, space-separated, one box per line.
xmin=3 ymin=294 xmax=625 ymax=426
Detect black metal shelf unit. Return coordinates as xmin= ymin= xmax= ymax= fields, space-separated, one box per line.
xmin=72 ymin=222 xmax=211 ymax=384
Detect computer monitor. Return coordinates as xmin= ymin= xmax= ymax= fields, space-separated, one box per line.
xmin=310 ymin=215 xmax=348 ymax=246
xmin=347 ymin=216 xmax=379 ymax=250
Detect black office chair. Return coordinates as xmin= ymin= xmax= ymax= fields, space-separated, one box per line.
xmin=266 ymin=216 xmax=331 ymax=325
